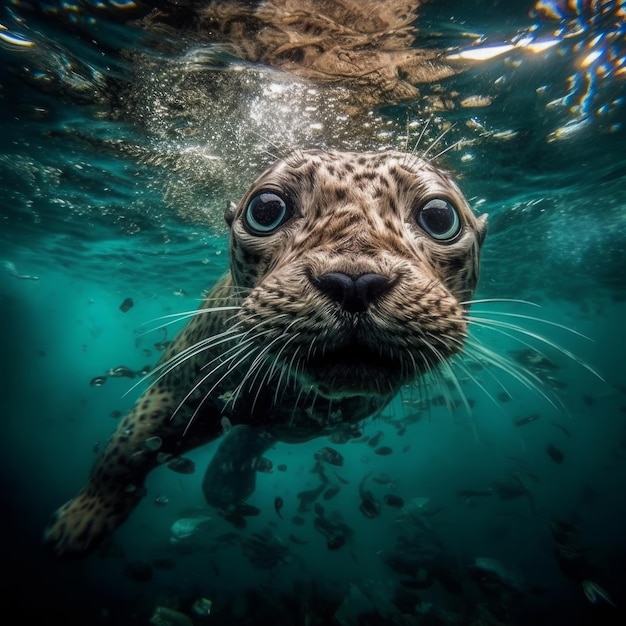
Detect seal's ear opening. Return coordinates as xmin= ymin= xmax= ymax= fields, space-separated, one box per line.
xmin=224 ymin=201 xmax=236 ymax=227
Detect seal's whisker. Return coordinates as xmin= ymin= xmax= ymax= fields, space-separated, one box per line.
xmin=123 ymin=326 xmax=245 ymax=397
xmin=469 ymin=310 xmax=593 ymax=341
xmin=137 ymin=306 xmax=242 ymax=335
xmin=421 ymin=122 xmax=457 ymax=160
xmin=467 ymin=316 xmax=603 ymax=381
xmin=411 ymin=115 xmax=432 ymax=155
xmin=180 ymin=342 xmax=261 ymax=436
xmin=271 ymin=334 xmax=302 ymax=405
xmin=428 ymin=138 xmax=464 ymax=163
xmin=462 ymin=339 xmax=562 ymax=412
xmin=461 ymin=298 xmax=540 ymax=307
xmin=226 ymin=335 xmax=287 ymax=413
xmin=249 ymin=338 xmax=293 ymax=412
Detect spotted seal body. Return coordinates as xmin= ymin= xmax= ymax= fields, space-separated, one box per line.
xmin=44 ymin=149 xmax=487 ymax=557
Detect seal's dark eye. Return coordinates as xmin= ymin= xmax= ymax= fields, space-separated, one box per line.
xmin=415 ymin=198 xmax=461 ymax=241
xmin=244 ymin=191 xmax=290 ymax=235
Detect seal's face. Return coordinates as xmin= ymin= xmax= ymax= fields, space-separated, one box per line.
xmin=226 ymin=149 xmax=487 ymax=399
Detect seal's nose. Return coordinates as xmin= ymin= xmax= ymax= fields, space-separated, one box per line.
xmin=314 ymin=272 xmax=392 ymax=313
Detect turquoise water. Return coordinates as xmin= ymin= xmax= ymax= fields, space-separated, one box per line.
xmin=1 ymin=1 xmax=625 ymax=624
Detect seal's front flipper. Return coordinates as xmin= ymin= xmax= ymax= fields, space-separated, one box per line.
xmin=202 ymin=424 xmax=274 ymax=511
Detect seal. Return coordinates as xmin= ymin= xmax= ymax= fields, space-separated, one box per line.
xmin=44 ymin=148 xmax=487 ymax=557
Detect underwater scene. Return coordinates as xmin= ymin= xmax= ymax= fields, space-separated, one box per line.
xmin=1 ymin=0 xmax=626 ymax=624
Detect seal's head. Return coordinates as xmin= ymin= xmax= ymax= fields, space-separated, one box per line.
xmin=225 ymin=149 xmax=487 ymax=400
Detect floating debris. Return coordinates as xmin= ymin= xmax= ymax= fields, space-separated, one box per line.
xmin=167 ymin=456 xmax=196 ymax=474
xmin=497 ymin=391 xmax=512 ymax=403
xmin=119 ymin=297 xmax=134 ymax=313
xmin=274 ymin=496 xmax=284 ymax=519
xmin=547 ymin=443 xmax=565 ymax=464
xmin=514 ymin=413 xmax=540 ymax=427
xmin=4 ymin=260 xmax=38 ymax=280
xmin=149 ymin=606 xmax=192 ymax=626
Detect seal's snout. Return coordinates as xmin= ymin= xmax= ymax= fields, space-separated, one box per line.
xmin=313 ymin=272 xmax=392 ymax=313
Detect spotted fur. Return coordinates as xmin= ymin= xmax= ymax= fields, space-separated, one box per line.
xmin=44 ymin=149 xmax=487 ymax=557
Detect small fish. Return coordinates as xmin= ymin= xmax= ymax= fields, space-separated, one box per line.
xmin=221 ymin=416 xmax=232 ymax=433
xmin=323 ymin=486 xmax=341 ymax=500
xmin=277 ymin=463 xmax=287 ymax=472
xmin=498 ymin=391 xmax=512 ymax=403
xmin=119 ymin=297 xmax=134 ymax=313
xmin=367 ymin=431 xmax=384 ymax=447
xmin=109 ymin=410 xmax=122 ymax=418
xmin=154 ymin=494 xmax=169 ymax=507
xmin=90 ymin=375 xmax=107 ymax=387
xmin=167 ymin=456 xmax=196 ymax=474
xmin=546 ymin=444 xmax=565 ymax=464
xmin=236 ymin=503 xmax=261 ymax=517
xmin=291 ymin=515 xmax=306 ymax=526
xmin=374 ymin=446 xmax=393 ymax=456
xmin=108 ymin=365 xmax=136 ymax=379
xmin=289 ymin=533 xmax=308 ymax=545
xmin=314 ymin=446 xmax=344 ymax=467
xmin=191 ymin=597 xmax=213 ymax=617
xmin=137 ymin=364 xmax=152 ymax=376
xmin=274 ymin=496 xmax=284 ymax=519
xmin=372 ymin=472 xmax=395 ymax=486
xmin=514 ymin=413 xmax=540 ymax=427
xmin=383 ymin=494 xmax=405 ymax=508
xmin=582 ymin=579 xmax=616 ymax=607
xmin=154 ymin=340 xmax=172 ymax=351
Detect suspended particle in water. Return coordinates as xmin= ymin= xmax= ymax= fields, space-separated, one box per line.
xmin=119 ymin=297 xmax=134 ymax=313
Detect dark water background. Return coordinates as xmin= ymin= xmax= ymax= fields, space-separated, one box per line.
xmin=1 ymin=1 xmax=625 ymax=624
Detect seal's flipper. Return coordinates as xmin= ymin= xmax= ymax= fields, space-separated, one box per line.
xmin=202 ymin=425 xmax=274 ymax=510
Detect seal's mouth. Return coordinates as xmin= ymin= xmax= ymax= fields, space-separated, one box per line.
xmin=303 ymin=342 xmax=406 ymax=397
